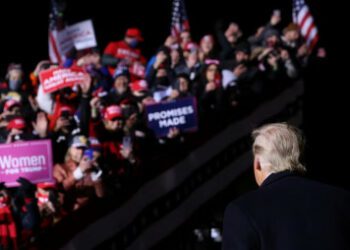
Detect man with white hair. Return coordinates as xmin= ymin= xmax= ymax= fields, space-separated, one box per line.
xmin=222 ymin=123 xmax=350 ymax=250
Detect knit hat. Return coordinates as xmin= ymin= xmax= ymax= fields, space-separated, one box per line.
xmin=263 ymin=29 xmax=280 ymax=40
xmin=69 ymin=135 xmax=89 ymax=148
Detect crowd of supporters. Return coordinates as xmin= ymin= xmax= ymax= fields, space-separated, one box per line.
xmin=0 ymin=9 xmax=324 ymax=249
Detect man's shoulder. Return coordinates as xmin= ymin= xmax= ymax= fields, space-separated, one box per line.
xmin=303 ymin=178 xmax=350 ymax=202
xmin=226 ymin=188 xmax=262 ymax=213
xmin=278 ymin=174 xmax=350 ymax=198
xmin=227 ymin=175 xmax=350 ymax=212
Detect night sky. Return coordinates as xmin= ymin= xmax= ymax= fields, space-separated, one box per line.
xmin=0 ymin=0 xmax=330 ymax=73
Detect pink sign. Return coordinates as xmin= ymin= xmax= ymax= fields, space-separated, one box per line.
xmin=39 ymin=66 xmax=87 ymax=93
xmin=0 ymin=140 xmax=53 ymax=187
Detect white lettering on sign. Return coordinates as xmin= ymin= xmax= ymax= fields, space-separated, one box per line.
xmin=21 ymin=166 xmax=43 ymax=173
xmin=116 ymin=48 xmax=140 ymax=59
xmin=0 ymin=155 xmax=46 ymax=169
xmin=42 ymin=69 xmax=85 ymax=89
xmin=148 ymin=106 xmax=194 ymax=122
xmin=159 ymin=116 xmax=186 ymax=128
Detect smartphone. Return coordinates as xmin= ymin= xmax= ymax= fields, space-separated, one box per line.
xmin=83 ymin=148 xmax=94 ymax=161
xmin=97 ymin=91 xmax=109 ymax=106
xmin=122 ymin=136 xmax=132 ymax=150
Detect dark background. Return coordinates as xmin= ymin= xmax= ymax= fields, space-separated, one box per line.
xmin=0 ymin=0 xmax=330 ymax=73
xmin=0 ymin=0 xmax=346 ymax=188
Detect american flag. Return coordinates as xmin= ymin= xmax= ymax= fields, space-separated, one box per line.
xmin=171 ymin=0 xmax=190 ymax=38
xmin=48 ymin=0 xmax=65 ymax=64
xmin=293 ymin=0 xmax=319 ymax=51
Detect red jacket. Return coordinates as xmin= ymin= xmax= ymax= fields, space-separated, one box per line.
xmin=104 ymin=40 xmax=146 ymax=72
xmin=0 ymin=197 xmax=18 ymax=250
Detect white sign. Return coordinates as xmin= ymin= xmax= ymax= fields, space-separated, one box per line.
xmin=55 ymin=19 xmax=97 ymax=59
xmin=69 ymin=19 xmax=97 ymax=50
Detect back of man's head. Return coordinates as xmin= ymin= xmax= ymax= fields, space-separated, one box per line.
xmin=252 ymin=123 xmax=306 ymax=175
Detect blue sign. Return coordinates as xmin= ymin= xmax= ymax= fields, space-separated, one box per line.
xmin=145 ymin=97 xmax=198 ymax=138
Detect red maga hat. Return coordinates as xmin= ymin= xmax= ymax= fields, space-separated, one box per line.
xmin=125 ymin=28 xmax=144 ymax=42
xmin=7 ymin=117 xmax=26 ymax=130
xmin=104 ymin=105 xmax=123 ymax=121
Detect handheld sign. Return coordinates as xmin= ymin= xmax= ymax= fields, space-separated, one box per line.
xmin=0 ymin=140 xmax=54 ymax=187
xmin=69 ymin=19 xmax=97 ymax=50
xmin=53 ymin=19 xmax=97 ymax=59
xmin=145 ymin=97 xmax=198 ymax=138
xmin=39 ymin=66 xmax=87 ymax=93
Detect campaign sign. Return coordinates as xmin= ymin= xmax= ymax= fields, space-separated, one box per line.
xmin=145 ymin=97 xmax=198 ymax=137
xmin=39 ymin=66 xmax=87 ymax=93
xmin=0 ymin=140 xmax=54 ymax=187
xmin=69 ymin=19 xmax=97 ymax=50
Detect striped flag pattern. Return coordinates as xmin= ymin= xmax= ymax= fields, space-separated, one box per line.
xmin=293 ymin=0 xmax=319 ymax=51
xmin=171 ymin=0 xmax=190 ymax=38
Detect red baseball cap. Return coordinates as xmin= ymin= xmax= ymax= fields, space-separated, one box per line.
xmin=59 ymin=106 xmax=74 ymax=116
xmin=129 ymin=80 xmax=148 ymax=92
xmin=4 ymin=99 xmax=21 ymax=112
xmin=183 ymin=42 xmax=198 ymax=53
xmin=125 ymin=28 xmax=144 ymax=42
xmin=104 ymin=105 xmax=123 ymax=121
xmin=7 ymin=117 xmax=26 ymax=130
xmin=204 ymin=59 xmax=220 ymax=66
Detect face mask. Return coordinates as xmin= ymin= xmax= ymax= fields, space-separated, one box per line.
xmin=134 ymin=94 xmax=147 ymax=103
xmin=9 ymin=80 xmax=22 ymax=91
xmin=129 ymin=39 xmax=139 ymax=48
